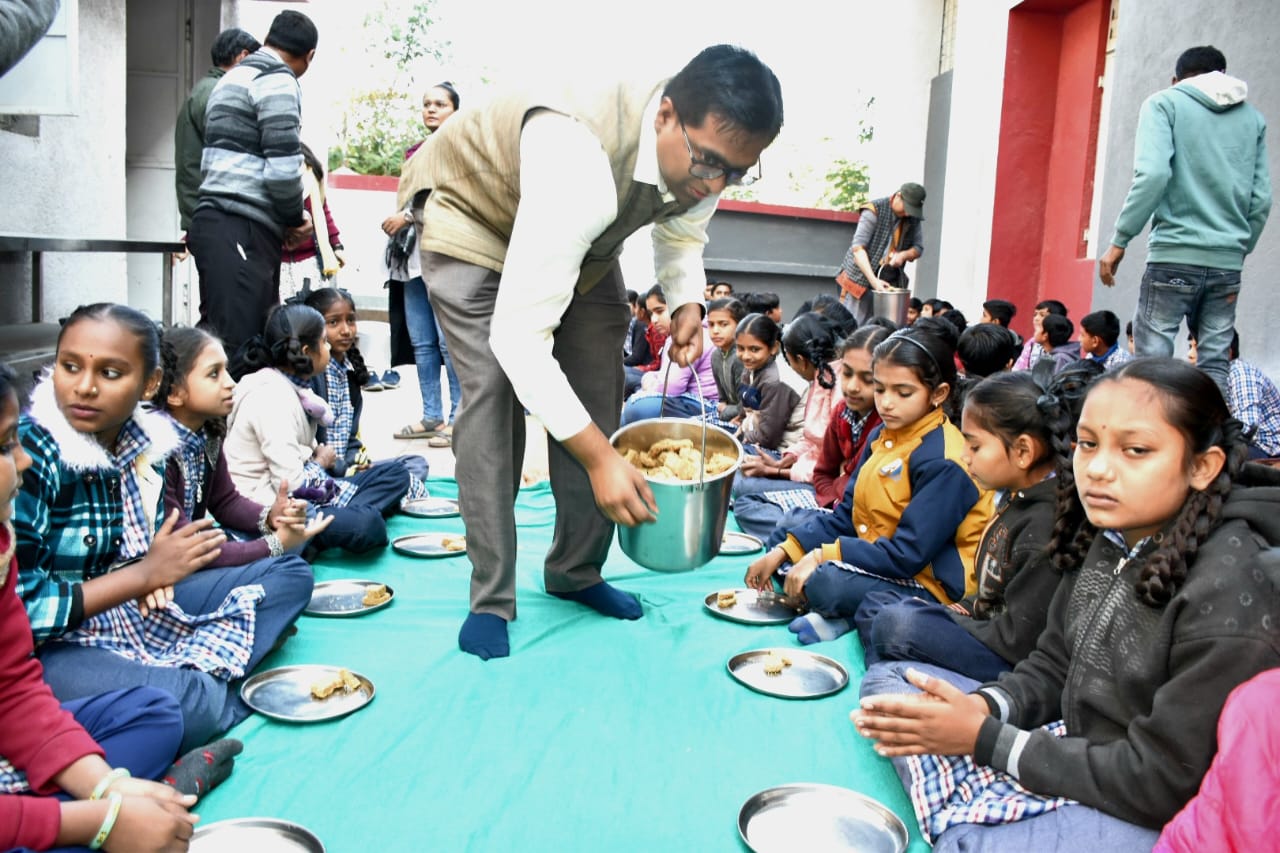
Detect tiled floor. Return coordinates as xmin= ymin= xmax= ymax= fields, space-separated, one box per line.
xmin=358 ymin=365 xmax=549 ymax=482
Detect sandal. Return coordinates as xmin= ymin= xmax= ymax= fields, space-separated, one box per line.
xmin=427 ymin=434 xmax=452 ymax=448
xmin=394 ymin=418 xmax=442 ymax=439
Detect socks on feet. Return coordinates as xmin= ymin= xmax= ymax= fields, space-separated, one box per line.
xmin=550 ymin=581 xmax=642 ymax=620
xmin=788 ymin=612 xmax=853 ymax=645
xmin=163 ymin=738 xmax=243 ymax=798
xmin=459 ymin=612 xmax=510 ymax=660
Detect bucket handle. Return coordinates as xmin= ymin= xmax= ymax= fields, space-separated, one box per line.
xmin=657 ymin=358 xmax=708 ymax=487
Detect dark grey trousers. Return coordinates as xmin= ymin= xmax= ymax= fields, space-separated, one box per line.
xmin=422 ymin=251 xmax=629 ymax=620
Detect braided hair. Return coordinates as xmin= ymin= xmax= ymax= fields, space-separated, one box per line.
xmin=781 ymin=312 xmax=840 ymax=390
xmin=230 ymin=303 xmax=326 ymax=380
xmin=1119 ymin=360 xmax=1247 ymax=606
xmin=303 ymin=287 xmax=371 ymax=386
xmin=967 ymin=361 xmax=1104 ymax=588
xmin=155 ymin=326 xmax=228 ymax=438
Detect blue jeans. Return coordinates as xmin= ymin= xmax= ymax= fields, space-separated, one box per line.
xmin=38 ymin=555 xmax=312 ymax=752
xmin=804 ymin=562 xmax=937 ymax=620
xmin=404 ymin=275 xmax=461 ymax=423
xmin=854 ymin=591 xmax=1012 ymax=682
xmin=1134 ymin=262 xmax=1241 ymax=395
xmin=619 ymin=393 xmax=718 ymax=425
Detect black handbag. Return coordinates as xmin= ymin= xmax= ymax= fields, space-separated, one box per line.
xmin=384 ymin=222 xmax=416 ymax=269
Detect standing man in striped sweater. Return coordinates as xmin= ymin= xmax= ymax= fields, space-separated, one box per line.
xmin=186 ymin=10 xmax=318 ymax=358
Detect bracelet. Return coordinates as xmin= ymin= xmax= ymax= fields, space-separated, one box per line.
xmin=257 ymin=505 xmax=272 ymax=535
xmin=90 ymin=767 xmax=130 ymax=801
xmin=89 ymin=792 xmax=123 ymax=850
xmin=264 ymin=531 xmax=284 ymax=557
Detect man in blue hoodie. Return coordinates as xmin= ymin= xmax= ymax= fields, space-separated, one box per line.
xmin=1098 ymin=45 xmax=1271 ymax=394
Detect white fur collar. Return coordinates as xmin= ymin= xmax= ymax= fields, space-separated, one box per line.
xmin=27 ymin=368 xmax=181 ymax=472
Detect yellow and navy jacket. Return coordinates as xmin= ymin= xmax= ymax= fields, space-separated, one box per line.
xmin=780 ymin=407 xmax=994 ymax=604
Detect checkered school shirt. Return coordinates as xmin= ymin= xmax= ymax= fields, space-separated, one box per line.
xmin=904 ymin=721 xmax=1073 ymax=842
xmin=111 ymin=418 xmax=154 ymax=563
xmin=1228 ymin=358 xmax=1280 ymax=457
xmin=168 ymin=415 xmax=207 ymax=519
xmin=323 ymin=358 xmax=355 ymax=465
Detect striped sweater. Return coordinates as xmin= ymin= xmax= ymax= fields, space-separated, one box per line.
xmin=196 ymin=47 xmax=305 ymax=236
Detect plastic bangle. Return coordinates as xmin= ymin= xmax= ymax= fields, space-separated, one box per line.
xmin=264 ymin=531 xmax=284 ymax=558
xmin=90 ymin=767 xmax=130 ymax=801
xmin=89 ymin=792 xmax=123 ymax=850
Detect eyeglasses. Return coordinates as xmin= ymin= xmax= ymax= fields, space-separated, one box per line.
xmin=680 ymin=121 xmax=761 ymax=187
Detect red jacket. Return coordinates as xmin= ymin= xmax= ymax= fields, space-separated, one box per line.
xmin=0 ymin=524 xmax=104 ymax=850
xmin=1155 ymin=668 xmax=1280 ymax=852
xmin=811 ymin=403 xmax=881 ymax=508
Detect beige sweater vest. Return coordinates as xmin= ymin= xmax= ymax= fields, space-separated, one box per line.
xmin=396 ymin=78 xmax=690 ymax=293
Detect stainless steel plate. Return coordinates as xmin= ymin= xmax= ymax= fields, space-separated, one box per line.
xmin=392 ymin=532 xmax=467 ymax=558
xmin=726 ymin=648 xmax=849 ymax=699
xmin=703 ymin=589 xmax=801 ymax=625
xmin=190 ymin=818 xmax=325 ymax=852
xmin=401 ymin=497 xmax=461 ymax=518
xmin=304 ymin=579 xmax=394 ymax=618
xmin=240 ymin=665 xmax=375 ymax=723
xmin=720 ymin=531 xmax=765 ymax=555
xmin=738 ymin=783 xmax=907 ymax=853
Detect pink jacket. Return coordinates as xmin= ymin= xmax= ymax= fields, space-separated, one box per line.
xmin=782 ymin=364 xmax=840 ymax=484
xmin=1155 ymin=668 xmax=1280 ymax=852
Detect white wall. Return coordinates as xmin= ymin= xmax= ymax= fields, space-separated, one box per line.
xmin=930 ymin=0 xmax=1020 ymax=320
xmin=0 ymin=0 xmax=129 ymax=323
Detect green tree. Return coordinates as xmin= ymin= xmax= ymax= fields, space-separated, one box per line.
xmin=817 ymin=98 xmax=875 ymax=211
xmin=331 ymin=1 xmax=451 ymax=177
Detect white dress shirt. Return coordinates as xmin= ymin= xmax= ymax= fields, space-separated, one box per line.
xmin=489 ymin=93 xmax=718 ymax=441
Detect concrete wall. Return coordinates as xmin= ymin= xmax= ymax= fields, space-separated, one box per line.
xmin=916 ymin=70 xmax=953 ymax=301
xmin=1094 ymin=0 xmax=1280 ymax=375
xmin=0 ymin=0 xmax=129 ymax=324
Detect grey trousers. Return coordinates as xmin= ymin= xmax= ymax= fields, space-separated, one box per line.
xmin=423 ymin=251 xmax=629 ymax=620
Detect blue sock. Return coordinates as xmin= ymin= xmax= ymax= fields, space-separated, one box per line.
xmin=459 ymin=612 xmax=509 ymax=660
xmin=550 ymin=581 xmax=643 ymax=620
xmin=788 ymin=613 xmax=853 ymax=645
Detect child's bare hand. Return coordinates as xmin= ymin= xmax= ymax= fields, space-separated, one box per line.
xmin=275 ymin=511 xmax=333 ymax=552
xmin=744 ymin=548 xmax=786 ymax=591
xmin=313 ymin=444 xmax=337 ymax=470
xmin=852 ymin=668 xmax=991 ymax=757
xmin=137 ymin=585 xmax=174 ymax=617
xmin=783 ymin=550 xmax=822 ymax=600
xmin=266 ymin=480 xmax=306 ymax=530
xmin=102 ymin=794 xmax=198 ymax=852
xmin=136 ymin=511 xmax=224 ymax=588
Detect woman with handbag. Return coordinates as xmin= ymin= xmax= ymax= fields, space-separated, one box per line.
xmin=835 ymin=181 xmax=926 ymax=324
xmin=385 ymin=82 xmax=464 ymax=444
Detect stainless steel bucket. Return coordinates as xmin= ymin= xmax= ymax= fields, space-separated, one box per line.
xmin=610 ymin=418 xmax=742 ymax=572
xmin=872 ymin=288 xmax=911 ymax=327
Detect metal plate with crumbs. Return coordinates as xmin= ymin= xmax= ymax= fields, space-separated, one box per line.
xmin=304 ymin=579 xmax=394 ymax=618
xmin=738 ymin=783 xmax=907 ymax=853
xmin=392 ymin=532 xmax=467 ymax=558
xmin=240 ymin=665 xmax=374 ymax=723
xmin=400 ymin=497 xmax=461 ymax=518
xmin=719 ymin=531 xmax=765 ymax=555
xmin=703 ymin=589 xmax=801 ymax=625
xmin=726 ymin=648 xmax=849 ymax=700
xmin=190 ymin=818 xmax=325 ymax=852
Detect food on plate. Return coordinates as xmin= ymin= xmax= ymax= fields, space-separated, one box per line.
xmin=716 ymin=590 xmax=738 ymax=609
xmin=762 ymin=652 xmax=793 ymax=676
xmin=311 ymin=668 xmax=361 ymax=700
xmin=441 ymin=534 xmax=466 ymax=552
xmin=361 ymin=584 xmax=392 ymax=607
xmin=619 ymin=438 xmax=736 ymax=483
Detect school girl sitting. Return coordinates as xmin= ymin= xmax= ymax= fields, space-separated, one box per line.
xmin=854 ymin=359 xmax=1280 ymax=849
xmin=730 ymin=312 xmax=843 ymax=536
xmin=0 ymin=362 xmax=202 ymax=853
xmin=744 ymin=318 xmax=994 ymax=644
xmin=732 ymin=324 xmax=889 ymax=540
xmin=302 ymin=288 xmax=430 ymax=491
xmin=734 ymin=313 xmax=806 ymax=456
xmin=705 ymin=297 xmax=747 ymax=429
xmin=13 ymin=303 xmax=298 ymax=754
xmin=225 ymin=303 xmax=410 ymax=555
xmin=618 ymin=306 xmax=719 ymax=425
xmin=855 ymin=362 xmax=1102 ymax=682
